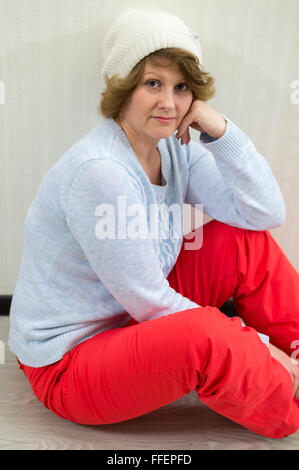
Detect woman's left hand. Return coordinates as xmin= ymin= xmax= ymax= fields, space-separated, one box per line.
xmin=268 ymin=342 xmax=299 ymax=398
xmin=176 ymin=99 xmax=227 ymax=145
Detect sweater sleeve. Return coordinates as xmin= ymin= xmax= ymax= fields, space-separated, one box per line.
xmin=64 ymin=159 xmax=201 ymax=322
xmin=185 ymin=115 xmax=286 ymax=231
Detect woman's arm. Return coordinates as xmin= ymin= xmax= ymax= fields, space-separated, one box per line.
xmin=65 ymin=158 xmax=201 ymax=322
xmin=184 ymin=115 xmax=286 ymax=231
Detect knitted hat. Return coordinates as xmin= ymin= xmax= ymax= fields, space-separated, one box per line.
xmin=102 ymin=9 xmax=202 ymax=82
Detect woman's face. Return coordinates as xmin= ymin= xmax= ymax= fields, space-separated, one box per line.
xmin=118 ymin=59 xmax=194 ymax=144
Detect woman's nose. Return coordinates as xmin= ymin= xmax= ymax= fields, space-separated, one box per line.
xmin=157 ymin=97 xmax=176 ymax=111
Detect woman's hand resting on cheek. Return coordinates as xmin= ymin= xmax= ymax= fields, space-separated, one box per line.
xmin=176 ymin=99 xmax=227 ymax=145
xmin=268 ymin=342 xmax=299 ymax=399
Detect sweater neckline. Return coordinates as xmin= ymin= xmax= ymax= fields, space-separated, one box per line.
xmin=107 ymin=117 xmax=168 ymax=189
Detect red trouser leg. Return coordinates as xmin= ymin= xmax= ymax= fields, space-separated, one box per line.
xmin=17 ymin=220 xmax=299 ymax=438
xmin=233 ymin=227 xmax=299 ymax=358
xmin=169 ymin=219 xmax=299 ymax=357
xmin=167 ymin=220 xmax=299 ymax=437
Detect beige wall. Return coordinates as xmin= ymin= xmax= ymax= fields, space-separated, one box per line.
xmin=0 ymin=0 xmax=298 ymax=294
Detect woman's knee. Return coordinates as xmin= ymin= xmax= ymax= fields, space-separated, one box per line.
xmin=186 ymin=307 xmax=273 ymax=395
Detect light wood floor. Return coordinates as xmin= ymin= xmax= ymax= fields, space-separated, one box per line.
xmin=1 ymin=316 xmax=299 ymax=450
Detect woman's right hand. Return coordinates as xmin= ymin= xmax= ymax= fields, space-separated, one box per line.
xmin=268 ymin=342 xmax=299 ymax=399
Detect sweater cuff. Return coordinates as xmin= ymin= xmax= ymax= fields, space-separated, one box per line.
xmin=257 ymin=332 xmax=270 ymax=346
xmin=199 ymin=114 xmax=250 ymax=162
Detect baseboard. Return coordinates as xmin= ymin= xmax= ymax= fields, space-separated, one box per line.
xmin=0 ymin=295 xmax=238 ymax=317
xmin=0 ymin=295 xmax=12 ymax=315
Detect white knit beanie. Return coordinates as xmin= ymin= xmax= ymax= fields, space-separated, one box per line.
xmin=102 ymin=9 xmax=202 ymax=82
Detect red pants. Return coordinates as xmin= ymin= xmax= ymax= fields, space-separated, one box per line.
xmin=17 ymin=220 xmax=299 ymax=439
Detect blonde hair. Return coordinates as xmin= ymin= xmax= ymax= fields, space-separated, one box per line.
xmin=98 ymin=48 xmax=216 ymax=119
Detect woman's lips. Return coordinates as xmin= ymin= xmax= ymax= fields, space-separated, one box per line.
xmin=153 ymin=117 xmax=174 ymax=123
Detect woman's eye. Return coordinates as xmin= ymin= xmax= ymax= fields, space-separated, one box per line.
xmin=146 ymin=80 xmax=159 ymax=88
xmin=145 ymin=80 xmax=188 ymax=91
xmin=177 ymin=83 xmax=188 ymax=91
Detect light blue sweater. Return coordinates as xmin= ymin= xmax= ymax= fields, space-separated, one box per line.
xmin=8 ymin=115 xmax=284 ymax=366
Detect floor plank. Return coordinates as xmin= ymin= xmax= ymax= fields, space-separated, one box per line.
xmin=1 ymin=316 xmax=299 ymax=450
